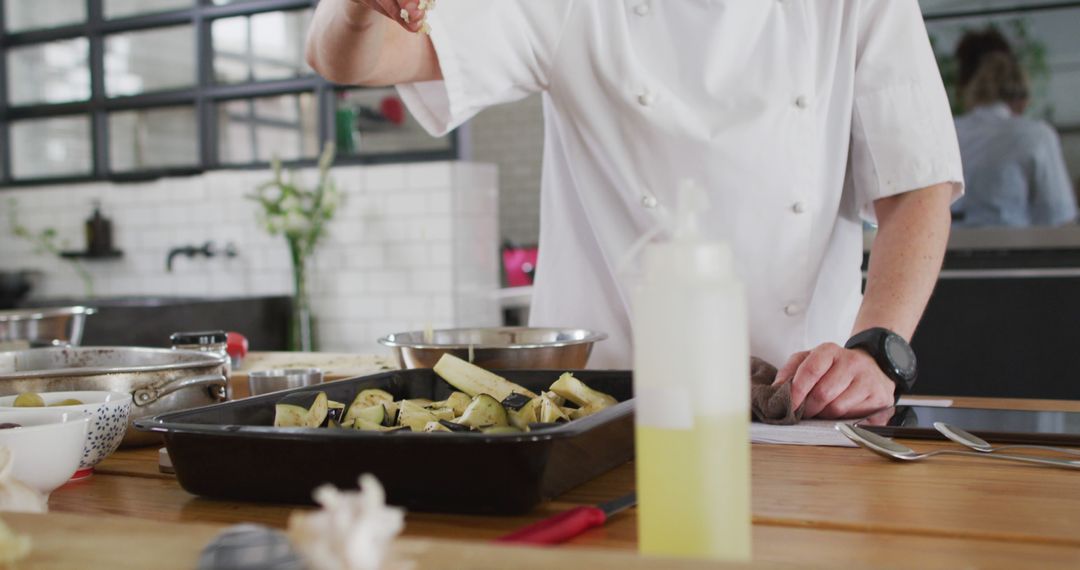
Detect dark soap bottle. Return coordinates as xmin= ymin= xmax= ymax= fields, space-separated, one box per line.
xmin=86 ymin=201 xmax=113 ymax=255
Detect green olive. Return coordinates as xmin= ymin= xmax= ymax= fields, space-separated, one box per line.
xmin=13 ymin=393 xmax=45 ymax=407
xmin=51 ymin=398 xmax=84 ymax=407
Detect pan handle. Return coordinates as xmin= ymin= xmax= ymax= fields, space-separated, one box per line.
xmin=133 ymin=374 xmax=228 ymax=407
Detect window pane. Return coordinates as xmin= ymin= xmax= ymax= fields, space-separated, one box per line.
xmin=109 ymin=107 xmax=199 ymax=172
xmin=11 ymin=116 xmax=92 ymax=180
xmin=4 ymin=0 xmax=86 ymax=33
xmin=335 ymin=88 xmax=453 ymax=156
xmin=212 ymin=10 xmax=313 ymax=84
xmin=105 ymin=0 xmax=192 ymax=19
xmin=217 ymin=93 xmax=319 ymax=164
xmin=7 ymin=39 xmax=90 ymax=106
xmin=105 ymin=26 xmax=195 ymax=97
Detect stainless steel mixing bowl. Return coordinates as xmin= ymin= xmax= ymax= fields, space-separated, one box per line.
xmin=377 ymin=327 xmax=607 ymax=370
xmin=0 ymin=306 xmax=96 ymax=349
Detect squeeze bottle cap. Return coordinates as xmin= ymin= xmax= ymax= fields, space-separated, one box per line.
xmin=640 ymin=179 xmax=733 ymax=283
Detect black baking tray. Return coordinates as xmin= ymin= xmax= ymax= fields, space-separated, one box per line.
xmin=135 ymin=369 xmax=634 ymax=515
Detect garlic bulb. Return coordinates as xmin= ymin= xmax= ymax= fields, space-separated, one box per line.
xmin=287 ymin=474 xmax=404 ymax=570
xmin=0 ymin=517 xmax=31 ymax=566
xmin=0 ymin=447 xmax=46 ymax=514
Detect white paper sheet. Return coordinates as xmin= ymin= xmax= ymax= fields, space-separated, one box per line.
xmin=750 ymin=398 xmax=955 ymax=447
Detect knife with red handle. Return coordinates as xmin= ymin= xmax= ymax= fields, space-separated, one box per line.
xmin=496 ymin=492 xmax=637 ymax=545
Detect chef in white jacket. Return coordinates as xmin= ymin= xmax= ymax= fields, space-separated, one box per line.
xmin=307 ymin=0 xmax=964 ymax=419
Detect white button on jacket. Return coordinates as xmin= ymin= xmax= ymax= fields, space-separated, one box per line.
xmin=399 ymin=0 xmax=964 ymax=369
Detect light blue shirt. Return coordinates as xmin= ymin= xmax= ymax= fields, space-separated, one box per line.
xmin=953 ymin=103 xmax=1077 ymax=227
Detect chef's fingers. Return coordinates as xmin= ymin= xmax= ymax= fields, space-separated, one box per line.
xmin=787 ymin=343 xmax=842 ymax=411
xmin=820 ymin=368 xmax=896 ymax=419
xmin=371 ymin=0 xmax=424 ymax=32
xmin=773 ymin=351 xmax=810 ymax=386
xmin=802 ymin=363 xmax=856 ymax=418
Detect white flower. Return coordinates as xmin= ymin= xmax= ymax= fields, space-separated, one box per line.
xmin=280 ymin=196 xmax=301 ymax=215
xmin=284 ymin=211 xmax=311 ymax=235
xmin=261 ymin=184 xmax=285 ymax=205
xmin=287 ymin=474 xmax=404 ymax=570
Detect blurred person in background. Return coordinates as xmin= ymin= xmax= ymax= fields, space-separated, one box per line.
xmin=952 ymin=29 xmax=1076 ymax=227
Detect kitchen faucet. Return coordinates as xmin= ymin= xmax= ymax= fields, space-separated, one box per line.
xmin=166 ymin=241 xmax=237 ymax=272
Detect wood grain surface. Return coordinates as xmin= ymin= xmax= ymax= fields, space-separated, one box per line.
xmin=40 ymin=395 xmax=1080 ymax=568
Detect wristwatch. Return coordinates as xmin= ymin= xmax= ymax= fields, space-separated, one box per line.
xmin=844 ymin=327 xmax=917 ymax=400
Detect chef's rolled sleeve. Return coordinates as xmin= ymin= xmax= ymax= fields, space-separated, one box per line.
xmin=396 ymin=1 xmax=572 ymax=137
xmin=849 ymin=0 xmax=964 ymax=221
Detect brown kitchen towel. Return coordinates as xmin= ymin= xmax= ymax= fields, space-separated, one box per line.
xmin=750 ymin=357 xmax=804 ymax=425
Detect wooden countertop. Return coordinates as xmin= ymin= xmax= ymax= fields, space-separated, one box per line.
xmin=33 ymin=395 xmax=1080 ymax=568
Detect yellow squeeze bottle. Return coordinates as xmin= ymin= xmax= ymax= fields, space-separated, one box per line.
xmin=632 ymin=180 xmax=751 ymax=561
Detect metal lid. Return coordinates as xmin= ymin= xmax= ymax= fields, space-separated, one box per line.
xmin=170 ymin=330 xmax=227 ymax=345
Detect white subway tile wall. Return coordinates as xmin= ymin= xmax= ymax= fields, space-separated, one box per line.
xmin=468 ymin=94 xmax=544 ymax=246
xmin=0 ymin=162 xmax=501 ymax=354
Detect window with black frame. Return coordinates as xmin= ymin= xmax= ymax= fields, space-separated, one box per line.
xmin=0 ymin=0 xmax=456 ymax=187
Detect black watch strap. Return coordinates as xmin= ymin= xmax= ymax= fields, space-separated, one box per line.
xmin=845 ymin=327 xmax=917 ymax=400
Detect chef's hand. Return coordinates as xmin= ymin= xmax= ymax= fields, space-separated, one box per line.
xmin=347 ymin=0 xmax=427 ymax=33
xmin=773 ymin=343 xmax=895 ymax=419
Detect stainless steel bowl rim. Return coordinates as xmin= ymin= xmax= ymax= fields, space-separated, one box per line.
xmin=377 ymin=327 xmax=608 ymax=350
xmin=0 ymin=346 xmax=227 ymax=380
xmin=248 ymin=368 xmax=323 ymax=378
xmin=0 ymin=306 xmax=97 ymax=322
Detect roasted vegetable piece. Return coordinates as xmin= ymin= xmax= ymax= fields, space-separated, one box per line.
xmin=382 ymin=401 xmax=400 ymax=426
xmin=439 ymin=420 xmax=472 ymax=432
xmin=345 ymin=389 xmax=394 ymax=421
xmin=539 ymin=395 xmax=569 ymax=423
xmin=423 ymin=421 xmax=452 ymax=433
xmin=569 ymin=404 xmax=605 ymax=420
xmin=427 ymin=407 xmax=455 ymax=422
xmin=354 ymin=419 xmax=403 ymax=432
xmin=501 ymin=392 xmax=532 ymax=411
xmin=549 ymin=373 xmax=618 ymax=410
xmin=457 ymin=394 xmax=509 ymax=428
xmin=509 ymin=397 xmax=542 ymax=430
xmin=347 ymin=404 xmax=386 ymax=426
xmin=433 ymin=354 xmax=537 ymax=401
xmin=441 ymin=392 xmax=471 ymax=416
xmin=406 ymin=398 xmax=433 ymax=407
xmin=274 ymin=392 xmax=329 ymax=428
xmin=397 ymin=400 xmax=440 ymax=431
xmin=527 ymin=422 xmax=562 ymax=431
xmin=326 ymin=400 xmax=346 ymax=425
xmin=542 ymin=391 xmax=566 ymax=407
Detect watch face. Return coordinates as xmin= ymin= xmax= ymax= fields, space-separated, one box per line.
xmin=885 ymin=334 xmax=917 ymax=378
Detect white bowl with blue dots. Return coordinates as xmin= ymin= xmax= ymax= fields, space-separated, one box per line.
xmin=0 ymin=390 xmax=132 ymax=477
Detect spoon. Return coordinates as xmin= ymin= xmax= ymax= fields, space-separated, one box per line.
xmin=933 ymin=422 xmax=1080 ymax=457
xmin=835 ymin=423 xmax=1080 ymax=470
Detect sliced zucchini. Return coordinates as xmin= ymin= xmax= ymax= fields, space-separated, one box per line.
xmin=441 ymin=392 xmax=471 ymax=416
xmin=405 ymin=398 xmax=433 ymax=407
xmin=542 ymin=391 xmax=566 ymax=407
xmin=397 ymin=400 xmax=440 ymax=431
xmin=326 ymin=400 xmax=346 ymax=425
xmin=354 ymin=419 xmax=397 ymax=432
xmin=539 ymin=395 xmax=569 ymax=423
xmin=527 ymin=422 xmax=563 ymax=431
xmin=274 ymin=392 xmax=329 ymax=428
xmin=345 ymin=389 xmax=394 ymax=422
xmin=383 ymin=401 xmax=400 ymax=426
xmin=439 ymin=419 xmax=472 ymax=432
xmin=351 ymin=388 xmax=394 ymax=409
xmin=501 ymin=392 xmax=532 ymax=411
xmin=433 ymin=354 xmax=537 ymax=401
xmin=549 ymin=373 xmax=618 ymax=410
xmin=509 ymin=397 xmax=542 ymax=430
xmin=423 ymin=421 xmax=452 ymax=433
xmin=427 ymin=407 xmax=456 ymax=422
xmin=346 ymin=404 xmax=386 ymax=426
xmin=457 ymin=394 xmax=509 ymax=429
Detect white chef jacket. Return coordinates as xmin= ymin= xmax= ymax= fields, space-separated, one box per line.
xmin=399 ymin=0 xmax=964 ymax=369
xmin=953 ymin=103 xmax=1076 ymax=227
